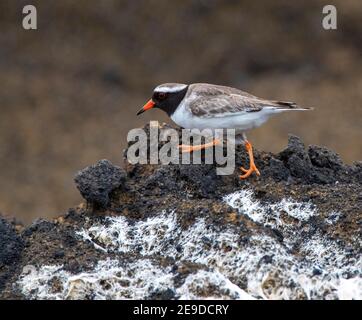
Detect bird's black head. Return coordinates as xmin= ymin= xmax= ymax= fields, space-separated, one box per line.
xmin=137 ymin=83 xmax=189 ymax=117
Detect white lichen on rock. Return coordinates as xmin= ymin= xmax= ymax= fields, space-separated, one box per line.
xmin=17 ymin=189 xmax=361 ymax=300
xmin=224 ymin=189 xmax=316 ymax=225
xmin=18 ymin=259 xmax=174 ymax=300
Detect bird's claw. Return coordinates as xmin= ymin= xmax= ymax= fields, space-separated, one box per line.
xmin=239 ymin=165 xmax=260 ymax=179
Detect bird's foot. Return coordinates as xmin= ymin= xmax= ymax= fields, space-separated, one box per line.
xmin=239 ymin=140 xmax=261 ymax=179
xmin=239 ymin=164 xmax=260 ymax=179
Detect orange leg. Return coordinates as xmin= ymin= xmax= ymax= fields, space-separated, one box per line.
xmin=178 ymin=139 xmax=220 ymax=153
xmin=240 ymin=140 xmax=260 ymax=179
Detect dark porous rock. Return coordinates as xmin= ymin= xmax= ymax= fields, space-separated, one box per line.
xmin=148 ymin=288 xmax=176 ymax=300
xmin=0 ymin=217 xmax=24 ymax=292
xmin=22 ymin=218 xmax=56 ymax=238
xmin=351 ymin=161 xmax=362 ymax=183
xmin=74 ymin=159 xmax=126 ymax=208
xmin=53 ymin=249 xmax=65 ymax=259
xmin=178 ymin=164 xmax=221 ymax=198
xmin=1 ymin=124 xmax=361 ymax=300
xmin=262 ymin=157 xmax=290 ymax=182
xmin=143 ymin=166 xmax=179 ymax=192
xmin=308 ymin=145 xmax=344 ymax=170
xmin=279 ymin=134 xmax=307 ymax=159
xmin=278 ymin=135 xmax=314 ymax=182
xmin=277 ymin=135 xmax=354 ymax=184
xmin=0 ymin=218 xmax=24 ymax=268
xmin=306 ymin=145 xmax=346 ymax=184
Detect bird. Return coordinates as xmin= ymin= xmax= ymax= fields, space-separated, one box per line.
xmin=137 ymin=83 xmax=312 ymax=179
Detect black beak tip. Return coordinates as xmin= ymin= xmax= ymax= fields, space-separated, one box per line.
xmin=136 ymin=109 xmax=144 ymax=116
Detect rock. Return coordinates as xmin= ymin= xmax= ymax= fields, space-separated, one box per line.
xmin=148 ymin=288 xmax=176 ymax=300
xmin=74 ymin=159 xmax=126 ymax=208
xmin=308 ymin=145 xmax=344 ymax=170
xmin=0 ymin=218 xmax=24 ymax=268
xmin=53 ymin=249 xmax=65 ymax=259
xmin=0 ymin=217 xmax=24 ymax=292
xmin=305 ymin=145 xmax=347 ymax=184
xmin=263 ymin=158 xmax=290 ymax=182
xmin=277 ymin=135 xmax=356 ymax=185
xmin=22 ymin=218 xmax=56 ymax=237
xmin=280 ymin=134 xmax=307 ymax=159
xmin=178 ymin=164 xmax=221 ymax=198
xmin=351 ymin=161 xmax=362 ymax=182
xmin=278 ymin=135 xmax=314 ymax=182
xmin=0 ymin=128 xmax=361 ymax=300
xmin=143 ymin=166 xmax=179 ymax=192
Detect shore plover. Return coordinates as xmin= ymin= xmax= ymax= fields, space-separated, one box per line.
xmin=137 ymin=83 xmax=311 ymax=178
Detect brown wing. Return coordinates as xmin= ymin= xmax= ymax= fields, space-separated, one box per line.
xmin=186 ymin=84 xmax=267 ymax=118
xmin=188 ymin=83 xmax=256 ymax=98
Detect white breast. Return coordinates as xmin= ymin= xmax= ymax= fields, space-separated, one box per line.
xmin=171 ymin=98 xmax=277 ymax=131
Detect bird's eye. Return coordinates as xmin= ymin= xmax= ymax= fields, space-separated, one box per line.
xmin=157 ymin=92 xmax=167 ymax=100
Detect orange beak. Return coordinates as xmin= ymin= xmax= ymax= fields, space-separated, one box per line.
xmin=137 ymin=99 xmax=155 ymax=115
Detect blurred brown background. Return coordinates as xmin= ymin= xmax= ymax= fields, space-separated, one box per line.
xmin=0 ymin=0 xmax=361 ymax=224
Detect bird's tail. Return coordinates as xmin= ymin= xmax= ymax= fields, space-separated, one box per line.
xmin=271 ymin=100 xmax=313 ymax=111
